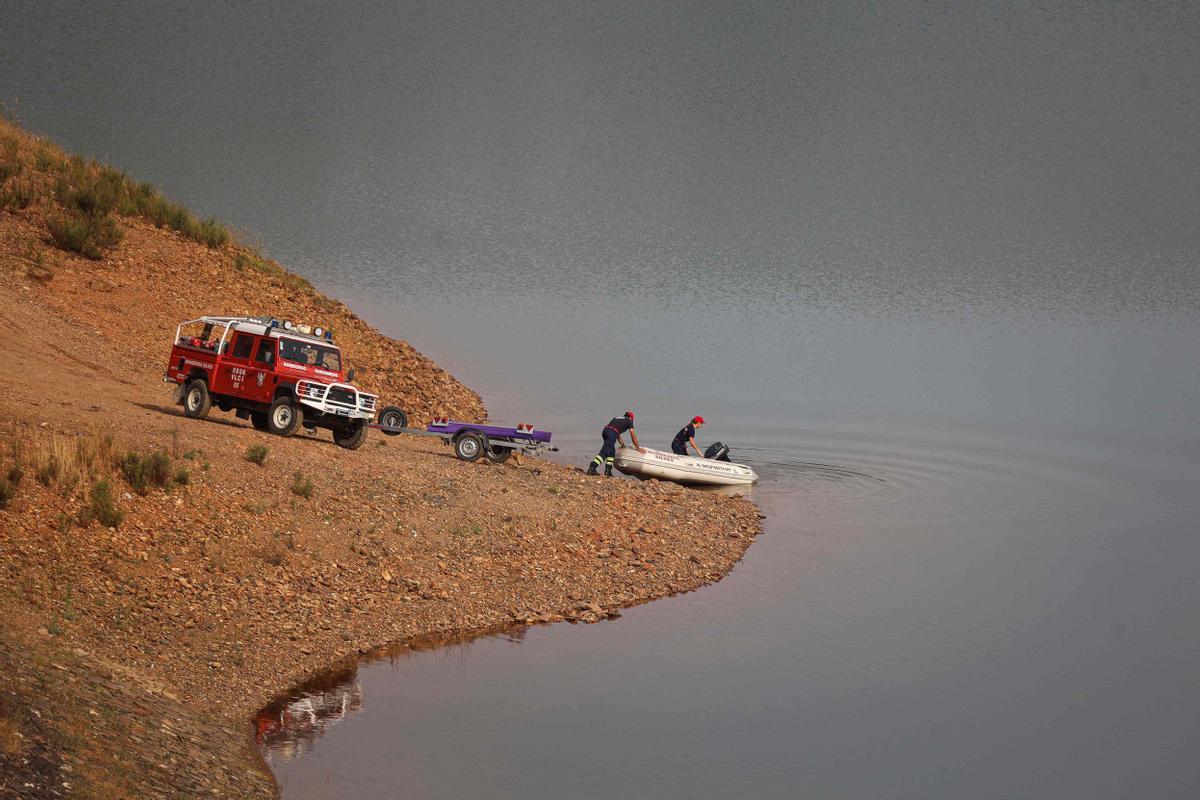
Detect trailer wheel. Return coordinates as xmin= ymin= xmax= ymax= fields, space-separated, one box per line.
xmin=454 ymin=432 xmax=485 ymax=462
xmin=267 ymin=396 xmax=301 ymax=436
xmin=378 ymin=406 xmax=407 ymax=434
xmin=182 ymin=380 xmax=212 ymax=419
xmin=249 ymin=411 xmax=270 ymax=431
xmin=484 ymin=444 xmax=512 ymax=463
xmin=333 ymin=420 xmax=368 ymax=450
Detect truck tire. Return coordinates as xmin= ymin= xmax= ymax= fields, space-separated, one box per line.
xmin=249 ymin=411 xmax=270 ymax=431
xmin=454 ymin=432 xmax=485 ymax=462
xmin=182 ymin=380 xmax=212 ymax=419
xmin=333 ymin=420 xmax=368 ymax=450
xmin=377 ymin=406 xmax=407 ymax=434
xmin=267 ymin=396 xmax=301 ymax=437
xmin=485 ymin=444 xmax=512 ymax=463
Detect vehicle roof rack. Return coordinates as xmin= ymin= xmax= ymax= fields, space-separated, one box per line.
xmin=181 ymin=316 xmax=336 ymax=343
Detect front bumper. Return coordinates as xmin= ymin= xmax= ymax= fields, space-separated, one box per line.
xmin=295 ymin=380 xmax=377 ymax=421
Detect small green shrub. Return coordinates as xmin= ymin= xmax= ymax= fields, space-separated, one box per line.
xmin=62 ymin=179 xmax=117 ymax=218
xmin=241 ymin=500 xmax=269 ymax=515
xmin=146 ymin=450 xmax=171 ymax=486
xmin=168 ymin=205 xmax=200 ymax=239
xmin=197 ymin=217 xmax=230 ymax=248
xmin=7 ymin=465 xmax=23 ymax=486
xmin=90 ymin=480 xmax=124 ymax=528
xmin=281 ymin=272 xmax=314 ymax=295
xmin=120 ymin=450 xmax=172 ymax=494
xmin=0 ymin=478 xmax=15 ymax=509
xmin=47 ymin=213 xmax=122 ymax=259
xmin=119 ymin=452 xmax=148 ymax=494
xmin=233 ymin=250 xmax=275 ymax=274
xmin=174 ymin=468 xmax=190 ymax=485
xmin=135 ymin=191 xmax=173 ymax=227
xmin=244 ymin=444 xmax=268 ymax=465
xmin=291 ymin=470 xmax=314 ymax=499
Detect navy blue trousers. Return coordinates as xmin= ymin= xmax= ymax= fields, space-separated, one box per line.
xmin=592 ymin=428 xmax=619 ymax=467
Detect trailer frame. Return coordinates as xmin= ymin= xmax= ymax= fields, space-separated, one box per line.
xmin=370 ymin=410 xmax=557 ymax=463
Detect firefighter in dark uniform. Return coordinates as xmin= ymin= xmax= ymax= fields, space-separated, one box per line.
xmin=671 ymin=416 xmax=705 ymax=456
xmin=588 ymin=411 xmax=643 ymax=476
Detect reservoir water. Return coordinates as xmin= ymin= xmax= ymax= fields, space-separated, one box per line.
xmin=4 ymin=2 xmax=1199 ymax=797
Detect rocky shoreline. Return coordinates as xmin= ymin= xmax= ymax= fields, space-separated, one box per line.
xmin=0 ymin=119 xmax=762 ymax=798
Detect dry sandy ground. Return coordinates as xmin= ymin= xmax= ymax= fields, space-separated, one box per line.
xmin=0 ymin=125 xmax=760 ymax=798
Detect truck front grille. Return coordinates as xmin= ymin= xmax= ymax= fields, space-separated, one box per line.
xmin=327 ymin=387 xmax=356 ymax=406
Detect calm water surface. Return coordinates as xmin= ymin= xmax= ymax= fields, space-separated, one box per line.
xmin=5 ymin=2 xmax=1199 ymax=797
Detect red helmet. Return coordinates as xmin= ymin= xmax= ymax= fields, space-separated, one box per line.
xmin=693 ymin=415 xmax=705 ymax=424
xmin=624 ymin=411 xmax=635 ymax=420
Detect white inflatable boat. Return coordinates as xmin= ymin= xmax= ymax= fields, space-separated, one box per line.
xmin=613 ymin=445 xmax=758 ymax=487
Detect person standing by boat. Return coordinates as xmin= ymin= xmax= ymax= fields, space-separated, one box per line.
xmin=588 ymin=411 xmax=643 ymax=476
xmin=671 ymin=416 xmax=705 ymax=457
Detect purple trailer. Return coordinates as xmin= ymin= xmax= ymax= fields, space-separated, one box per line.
xmin=371 ymin=405 xmax=556 ymax=463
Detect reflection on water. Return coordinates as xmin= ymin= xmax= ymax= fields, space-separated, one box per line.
xmin=258 ymin=628 xmax=536 ymax=763
xmin=256 ymin=668 xmax=363 ymax=760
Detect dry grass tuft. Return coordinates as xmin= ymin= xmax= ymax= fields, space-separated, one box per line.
xmin=0 ymin=713 xmax=25 ymax=757
xmin=16 ymin=430 xmax=119 ymax=499
xmin=259 ymin=538 xmax=287 ymax=566
xmin=1 ymin=175 xmax=38 ymax=210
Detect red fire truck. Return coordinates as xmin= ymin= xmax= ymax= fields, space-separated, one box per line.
xmin=164 ymin=316 xmax=378 ymax=449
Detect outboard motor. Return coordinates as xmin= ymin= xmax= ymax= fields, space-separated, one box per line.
xmin=704 ymin=441 xmax=731 ymax=462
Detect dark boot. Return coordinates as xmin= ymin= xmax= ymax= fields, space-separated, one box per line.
xmin=604 ymin=464 xmax=614 ymax=477
xmin=586 ymin=462 xmax=599 ymax=475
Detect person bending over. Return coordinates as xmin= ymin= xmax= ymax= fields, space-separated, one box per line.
xmin=588 ymin=411 xmax=643 ymax=476
xmin=671 ymin=416 xmax=705 ymax=456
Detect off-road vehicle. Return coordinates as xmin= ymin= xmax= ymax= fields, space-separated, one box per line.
xmin=164 ymin=316 xmax=378 ymax=449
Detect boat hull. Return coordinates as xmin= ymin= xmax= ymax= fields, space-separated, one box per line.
xmin=613 ymin=446 xmax=758 ymax=486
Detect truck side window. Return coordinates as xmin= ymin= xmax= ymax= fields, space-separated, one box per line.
xmin=232 ymin=334 xmax=255 ymax=359
xmin=255 ymin=339 xmax=275 ymax=365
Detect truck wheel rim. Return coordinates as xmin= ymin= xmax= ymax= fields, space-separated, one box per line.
xmin=274 ymin=405 xmax=292 ymax=427
xmin=461 ymin=439 xmax=478 ymax=457
xmin=186 ymin=389 xmax=199 ymax=410
xmin=384 ymin=412 xmax=400 ymax=427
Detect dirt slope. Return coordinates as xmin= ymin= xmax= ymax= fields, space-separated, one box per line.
xmin=0 ymin=120 xmax=761 ymax=798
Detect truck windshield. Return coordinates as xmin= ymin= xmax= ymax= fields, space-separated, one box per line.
xmin=279 ymin=338 xmax=341 ymax=372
